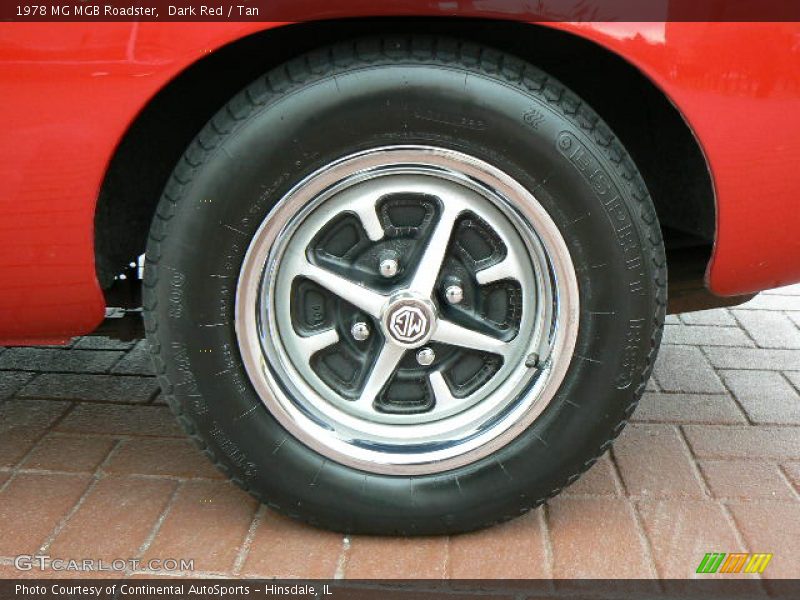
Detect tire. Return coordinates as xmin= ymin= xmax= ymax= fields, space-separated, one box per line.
xmin=143 ymin=36 xmax=666 ymax=535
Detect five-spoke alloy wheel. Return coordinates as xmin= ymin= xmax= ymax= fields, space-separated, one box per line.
xmin=236 ymin=146 xmax=579 ymax=474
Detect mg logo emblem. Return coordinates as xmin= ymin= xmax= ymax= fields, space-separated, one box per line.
xmin=388 ymin=305 xmax=429 ymax=344
xmin=382 ymin=295 xmax=435 ymax=347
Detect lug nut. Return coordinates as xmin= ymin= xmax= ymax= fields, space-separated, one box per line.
xmin=351 ymin=322 xmax=370 ymax=342
xmin=416 ymin=347 xmax=435 ymax=366
xmin=444 ymin=285 xmax=464 ymax=305
xmin=379 ymin=258 xmax=399 ymax=278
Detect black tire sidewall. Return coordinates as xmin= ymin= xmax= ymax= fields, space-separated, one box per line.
xmin=146 ymin=57 xmax=663 ymax=533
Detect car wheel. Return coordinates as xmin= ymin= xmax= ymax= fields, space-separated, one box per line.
xmin=143 ymin=36 xmax=666 ymax=534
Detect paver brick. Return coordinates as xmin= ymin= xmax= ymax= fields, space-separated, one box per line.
xmin=241 ymin=510 xmax=343 ymax=578
xmin=448 ymin=511 xmax=549 ymax=578
xmin=680 ymin=309 xmax=736 ymax=326
xmin=783 ymin=370 xmax=800 ymax=392
xmin=345 ymin=535 xmax=448 ymax=579
xmin=735 ymin=294 xmax=800 ymax=311
xmin=727 ymin=502 xmax=800 ymax=581
xmin=663 ymin=324 xmax=752 ymax=347
xmin=143 ymin=480 xmax=258 ymax=573
xmin=781 ymin=463 xmax=800 ymax=492
xmin=0 ymin=371 xmax=34 ymax=400
xmin=546 ymin=497 xmax=655 ymax=580
xmin=0 ymin=399 xmax=71 ymax=468
xmin=21 ymin=434 xmax=116 ymax=473
xmin=0 ymin=348 xmax=123 ymax=373
xmin=763 ymin=284 xmax=800 ymax=296
xmin=563 ymin=454 xmax=619 ymax=496
xmin=0 ymin=473 xmax=91 ymax=554
xmin=632 ymin=392 xmax=747 ymax=425
xmin=698 ymin=460 xmax=795 ymax=500
xmin=636 ymin=500 xmax=747 ymax=580
xmin=732 ymin=310 xmax=800 ymax=349
xmin=0 ymin=398 xmax=71 ymax=433
xmin=111 ymin=341 xmax=154 ymax=376
xmin=73 ymin=336 xmax=136 ymax=351
xmin=613 ymin=424 xmax=706 ymax=498
xmin=719 ymin=370 xmax=800 ymax=424
xmin=683 ymin=425 xmax=800 ymax=460
xmin=48 ymin=476 xmax=177 ymax=560
xmin=18 ymin=373 xmax=158 ymax=404
xmin=703 ymin=347 xmax=800 ymax=370
xmin=104 ymin=438 xmax=224 ymax=479
xmin=56 ymin=403 xmax=183 ymax=437
xmin=0 ymin=430 xmax=43 ymax=469
xmin=653 ymin=345 xmax=725 ymax=393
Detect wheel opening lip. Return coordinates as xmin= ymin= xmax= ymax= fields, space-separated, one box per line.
xmin=235 ymin=145 xmax=580 ymax=475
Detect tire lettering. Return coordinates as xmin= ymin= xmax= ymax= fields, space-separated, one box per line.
xmin=557 ymin=131 xmax=650 ymax=388
xmin=523 ymin=108 xmax=544 ymax=129
xmin=616 ymin=318 xmax=645 ymax=389
xmin=210 ymin=423 xmax=257 ymax=479
xmin=168 ymin=270 xmax=185 ymax=319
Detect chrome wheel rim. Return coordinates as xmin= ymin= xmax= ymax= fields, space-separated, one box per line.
xmin=236 ymin=146 xmax=579 ymax=474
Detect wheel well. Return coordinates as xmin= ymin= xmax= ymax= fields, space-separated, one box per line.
xmin=95 ymin=18 xmax=715 ymax=291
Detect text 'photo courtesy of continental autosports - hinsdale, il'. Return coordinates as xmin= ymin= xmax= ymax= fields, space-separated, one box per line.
xmin=0 ymin=0 xmax=799 ymax=597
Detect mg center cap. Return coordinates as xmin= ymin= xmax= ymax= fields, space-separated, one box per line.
xmin=381 ymin=294 xmax=436 ymax=348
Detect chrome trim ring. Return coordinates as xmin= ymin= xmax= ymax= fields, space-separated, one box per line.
xmin=235 ymin=146 xmax=580 ymax=475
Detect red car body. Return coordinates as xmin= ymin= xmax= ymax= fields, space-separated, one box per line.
xmin=1 ymin=12 xmax=799 ymax=345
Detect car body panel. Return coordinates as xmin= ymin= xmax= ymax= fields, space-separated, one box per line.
xmin=0 ymin=13 xmax=798 ymax=344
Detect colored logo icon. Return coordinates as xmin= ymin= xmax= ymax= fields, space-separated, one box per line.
xmin=696 ymin=552 xmax=773 ymax=574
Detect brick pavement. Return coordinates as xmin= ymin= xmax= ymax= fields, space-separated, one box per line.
xmin=0 ymin=288 xmax=799 ymax=588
